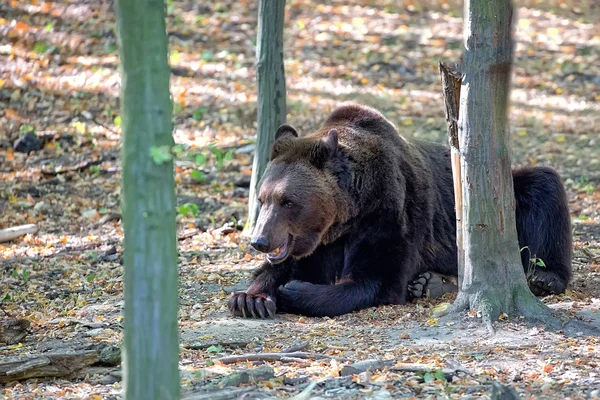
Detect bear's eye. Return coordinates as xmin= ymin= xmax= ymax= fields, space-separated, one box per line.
xmin=258 ymin=197 xmax=264 ymax=206
xmin=282 ymin=200 xmax=294 ymax=209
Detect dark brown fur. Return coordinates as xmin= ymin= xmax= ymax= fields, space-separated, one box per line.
xmin=229 ymin=104 xmax=572 ymax=318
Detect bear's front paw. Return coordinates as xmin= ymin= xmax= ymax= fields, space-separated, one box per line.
xmin=277 ymin=281 xmax=316 ymax=312
xmin=228 ymin=292 xmax=276 ymax=319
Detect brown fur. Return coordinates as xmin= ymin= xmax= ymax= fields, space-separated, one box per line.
xmin=229 ymin=104 xmax=572 ymax=318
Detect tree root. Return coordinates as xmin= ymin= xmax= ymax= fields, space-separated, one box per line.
xmin=440 ymin=285 xmax=600 ymax=337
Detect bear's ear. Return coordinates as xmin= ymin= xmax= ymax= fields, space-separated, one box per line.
xmin=275 ymin=124 xmax=298 ymax=140
xmin=271 ymin=124 xmax=298 ymax=160
xmin=310 ymin=129 xmax=338 ymax=168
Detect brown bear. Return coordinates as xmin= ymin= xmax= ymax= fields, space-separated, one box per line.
xmin=229 ymin=104 xmax=572 ymax=318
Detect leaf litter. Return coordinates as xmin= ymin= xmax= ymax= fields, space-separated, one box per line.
xmin=0 ymin=0 xmax=599 ymax=398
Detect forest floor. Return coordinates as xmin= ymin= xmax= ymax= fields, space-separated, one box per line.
xmin=1 ymin=0 xmax=600 ymax=399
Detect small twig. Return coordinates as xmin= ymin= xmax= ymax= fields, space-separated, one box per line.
xmin=282 ymin=341 xmax=310 ymax=353
xmin=40 ymin=157 xmax=108 ymax=176
xmin=581 ymin=248 xmax=600 ymax=262
xmin=80 ymin=111 xmax=118 ymax=135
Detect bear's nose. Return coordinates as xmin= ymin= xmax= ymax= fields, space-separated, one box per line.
xmin=250 ymin=236 xmax=270 ymax=253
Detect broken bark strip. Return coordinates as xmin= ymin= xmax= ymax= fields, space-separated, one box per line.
xmin=439 ymin=62 xmax=464 ymax=285
xmin=0 ymin=351 xmax=99 ymax=383
xmin=0 ymin=318 xmax=30 ymax=345
xmin=0 ymin=224 xmax=38 ymax=243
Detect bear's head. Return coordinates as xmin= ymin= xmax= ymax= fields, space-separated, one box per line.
xmin=250 ymin=125 xmax=342 ymax=264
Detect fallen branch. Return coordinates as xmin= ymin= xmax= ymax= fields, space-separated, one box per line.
xmin=0 ymin=224 xmax=38 ymax=243
xmin=182 ymin=387 xmax=253 ymax=400
xmin=340 ymin=359 xmax=470 ymax=381
xmin=214 ymin=351 xmax=348 ymax=365
xmin=0 ymin=351 xmax=99 ymax=383
xmin=215 ymin=351 xmax=314 ymax=364
xmin=183 ymin=341 xmax=249 ymax=350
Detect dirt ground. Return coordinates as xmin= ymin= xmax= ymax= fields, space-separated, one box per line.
xmin=1 ymin=0 xmax=600 ymax=399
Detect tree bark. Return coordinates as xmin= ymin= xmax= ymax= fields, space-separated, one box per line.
xmin=451 ymin=0 xmax=549 ymax=328
xmin=246 ymin=0 xmax=287 ymax=233
xmin=115 ymin=0 xmax=180 ymax=398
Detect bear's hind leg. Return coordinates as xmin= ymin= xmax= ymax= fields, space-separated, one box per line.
xmin=513 ymin=166 xmax=572 ymax=297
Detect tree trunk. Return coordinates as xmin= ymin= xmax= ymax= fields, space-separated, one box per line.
xmin=116 ymin=0 xmax=180 ymax=398
xmin=246 ymin=0 xmax=287 ymax=233
xmin=451 ymin=0 xmax=548 ymax=327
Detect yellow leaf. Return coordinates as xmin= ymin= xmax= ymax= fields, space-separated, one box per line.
xmin=518 ymin=19 xmax=530 ymax=28
xmin=8 ymin=343 xmax=23 ymax=349
xmin=556 ymin=135 xmax=566 ymax=142
xmin=403 ymin=119 xmax=413 ymax=126
xmin=499 ymin=313 xmax=509 ymax=321
xmin=516 ymin=129 xmax=527 ymax=136
xmin=547 ymin=27 xmax=559 ymax=36
xmin=555 ymin=87 xmax=563 ymax=95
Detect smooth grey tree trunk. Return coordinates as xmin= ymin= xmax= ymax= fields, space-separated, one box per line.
xmin=450 ymin=0 xmax=549 ymax=328
xmin=246 ymin=0 xmax=287 ymax=233
xmin=116 ymin=0 xmax=180 ymax=398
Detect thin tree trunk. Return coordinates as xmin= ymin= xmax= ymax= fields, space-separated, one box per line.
xmin=246 ymin=0 xmax=287 ymax=233
xmin=116 ymin=0 xmax=180 ymax=397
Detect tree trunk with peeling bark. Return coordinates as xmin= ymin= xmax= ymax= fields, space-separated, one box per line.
xmin=451 ymin=0 xmax=551 ymax=327
xmin=116 ymin=0 xmax=180 ymax=397
xmin=246 ymin=0 xmax=287 ymax=233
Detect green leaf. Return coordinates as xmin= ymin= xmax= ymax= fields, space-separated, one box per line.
xmin=423 ymin=372 xmax=435 ymax=383
xmin=87 ymin=274 xmax=96 ymax=282
xmin=195 ymin=154 xmax=206 ymax=166
xmin=90 ymin=165 xmax=101 ymax=177
xmin=114 ymin=116 xmax=122 ymax=126
xmin=206 ymin=345 xmax=222 ymax=353
xmin=19 ymin=125 xmax=35 ymax=134
xmin=33 ymin=41 xmax=48 ymax=53
xmin=192 ymin=107 xmax=207 ymax=121
xmin=171 ymin=145 xmax=185 ymax=158
xmin=535 ymin=258 xmax=546 ymax=268
xmin=224 ymin=150 xmax=233 ymax=162
xmin=201 ymin=51 xmax=214 ymax=62
xmin=191 ymin=170 xmax=205 ymax=182
xmin=434 ymin=369 xmax=447 ymax=382
xmin=150 ymin=146 xmax=173 ymax=165
xmin=178 ymin=203 xmax=199 ymax=217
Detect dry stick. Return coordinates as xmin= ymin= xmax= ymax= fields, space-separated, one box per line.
xmin=215 ymin=351 xmax=313 ymax=364
xmin=439 ymin=63 xmax=464 ymax=291
xmin=282 ymin=341 xmax=311 ymax=353
xmin=0 ymin=224 xmax=38 ymax=243
xmin=340 ymin=359 xmax=471 ymax=380
xmin=215 ymin=351 xmax=349 ymax=365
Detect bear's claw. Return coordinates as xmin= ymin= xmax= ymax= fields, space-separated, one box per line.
xmin=229 ymin=292 xmax=276 ymax=319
